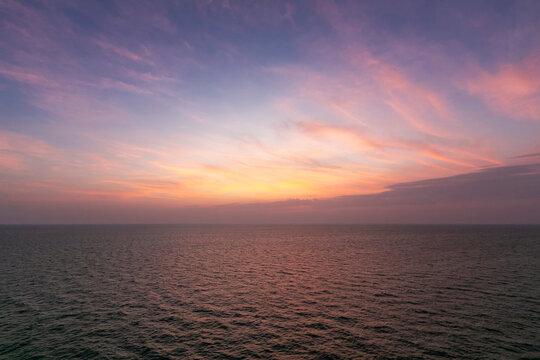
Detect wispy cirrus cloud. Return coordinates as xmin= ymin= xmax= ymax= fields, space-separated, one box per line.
xmin=0 ymin=68 xmax=57 ymax=87
xmin=267 ymin=43 xmax=502 ymax=184
xmin=93 ymin=39 xmax=155 ymax=66
xmin=0 ymin=131 xmax=59 ymax=168
xmin=466 ymin=52 xmax=540 ymax=120
xmin=99 ymin=78 xmax=153 ymax=95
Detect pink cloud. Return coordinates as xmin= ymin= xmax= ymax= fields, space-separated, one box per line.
xmin=466 ymin=52 xmax=540 ymax=120
xmin=0 ymin=68 xmax=58 ymax=87
xmin=31 ymin=87 xmax=134 ymax=124
xmin=362 ymin=53 xmax=454 ymax=137
xmin=93 ymin=39 xmax=155 ymax=66
xmin=0 ymin=153 xmax=25 ymax=171
xmin=0 ymin=131 xmax=62 ymax=174
xmin=268 ymin=46 xmax=456 ymax=140
xmin=0 ymin=131 xmax=57 ymax=158
xmin=100 ymin=78 xmax=153 ymax=95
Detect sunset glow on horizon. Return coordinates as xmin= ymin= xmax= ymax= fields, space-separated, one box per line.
xmin=1 ymin=0 xmax=540 ymax=223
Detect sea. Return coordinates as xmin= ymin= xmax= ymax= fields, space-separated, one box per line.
xmin=1 ymin=225 xmax=539 ymax=359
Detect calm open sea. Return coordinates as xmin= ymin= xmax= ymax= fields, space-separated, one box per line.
xmin=1 ymin=225 xmax=539 ymax=359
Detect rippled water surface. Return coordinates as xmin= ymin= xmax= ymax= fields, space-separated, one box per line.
xmin=1 ymin=225 xmax=539 ymax=359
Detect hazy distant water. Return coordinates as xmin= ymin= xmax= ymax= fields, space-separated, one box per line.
xmin=1 ymin=225 xmax=539 ymax=359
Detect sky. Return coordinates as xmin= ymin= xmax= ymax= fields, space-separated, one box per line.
xmin=1 ymin=0 xmax=539 ymax=224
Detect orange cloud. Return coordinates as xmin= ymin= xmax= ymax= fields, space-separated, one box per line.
xmin=295 ymin=121 xmax=384 ymax=151
xmin=290 ymin=120 xmax=500 ymax=172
